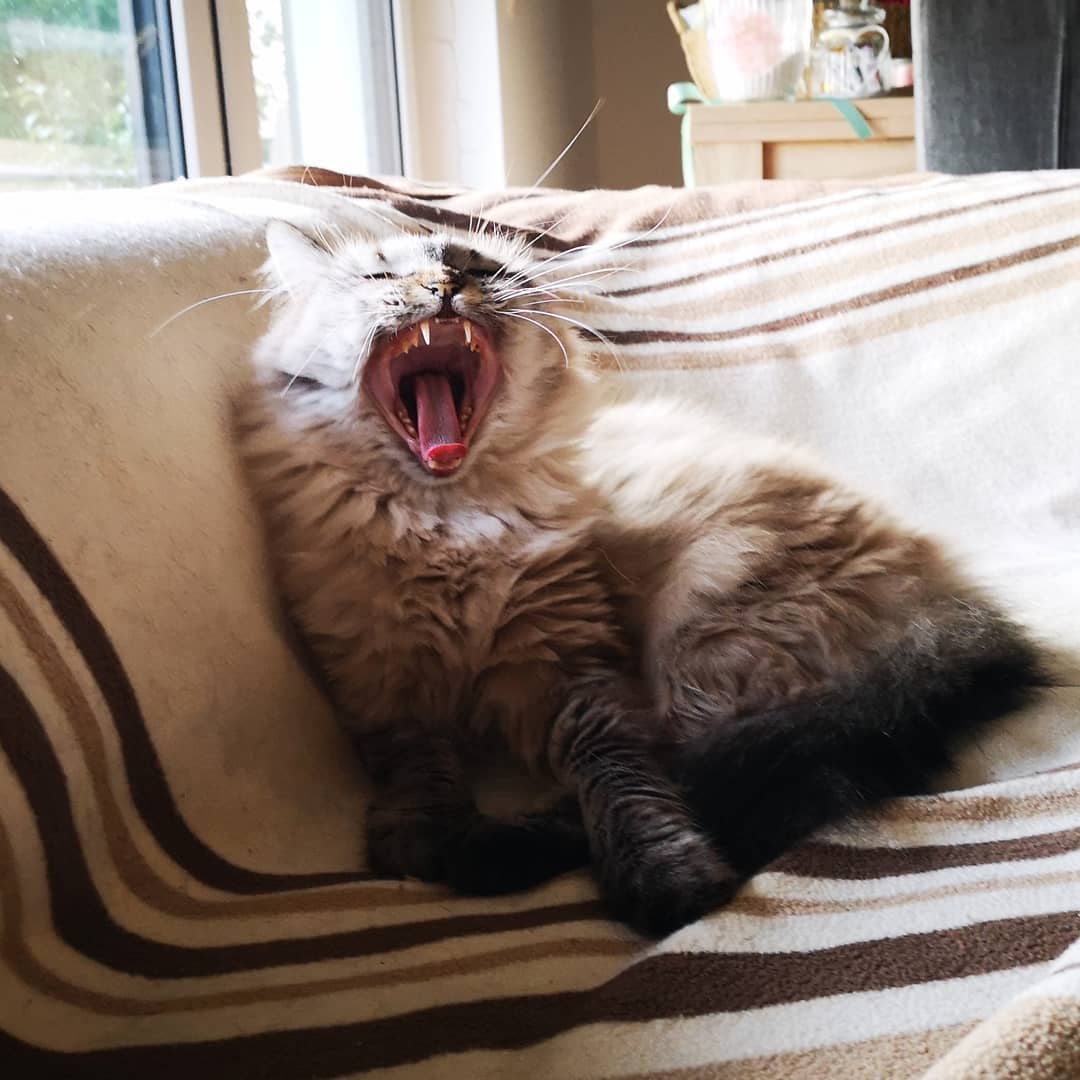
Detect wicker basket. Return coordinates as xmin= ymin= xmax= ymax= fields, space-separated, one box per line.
xmin=666 ymin=1 xmax=720 ymax=100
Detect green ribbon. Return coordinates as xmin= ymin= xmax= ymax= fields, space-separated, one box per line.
xmin=820 ymin=97 xmax=874 ymax=139
xmin=667 ymin=81 xmax=874 ymax=138
xmin=668 ymin=81 xmax=875 ymax=186
xmin=667 ymin=81 xmax=707 ymax=116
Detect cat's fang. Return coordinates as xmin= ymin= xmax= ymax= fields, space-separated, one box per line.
xmin=420 ymin=320 xmax=431 ymax=345
xmin=463 ymin=321 xmax=472 ymax=346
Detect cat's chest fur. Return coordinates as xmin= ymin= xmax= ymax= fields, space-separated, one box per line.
xmin=272 ymin=464 xmax=615 ymax=763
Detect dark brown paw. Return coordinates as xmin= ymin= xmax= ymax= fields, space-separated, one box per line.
xmin=365 ymin=804 xmax=453 ymax=882
xmin=600 ymin=830 xmax=743 ymax=937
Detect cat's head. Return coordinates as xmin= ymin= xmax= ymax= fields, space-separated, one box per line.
xmin=255 ymin=217 xmax=591 ymax=483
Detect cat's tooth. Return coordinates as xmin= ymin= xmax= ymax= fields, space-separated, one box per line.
xmin=463 ymin=321 xmax=472 ymax=346
xmin=420 ymin=320 xmax=431 ymax=345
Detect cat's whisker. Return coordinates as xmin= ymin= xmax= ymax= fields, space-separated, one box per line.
xmin=357 ymin=205 xmax=418 ymax=237
xmin=531 ymin=267 xmax=634 ymax=293
xmin=282 ymin=336 xmax=332 ymax=395
xmin=504 ymin=311 xmax=570 ymax=368
xmin=497 ymin=268 xmax=630 ymax=307
xmin=514 ymin=297 xmax=587 ymax=308
xmin=578 ymin=205 xmax=677 ymax=259
xmin=493 ymin=270 xmax=622 ymax=304
xmin=511 ymin=207 xmax=580 ymax=263
xmin=528 ymin=98 xmax=605 ymax=191
xmin=350 ymin=327 xmax=379 ymax=385
xmin=525 ymin=263 xmax=637 ymax=292
xmin=525 ymin=208 xmax=674 ymax=280
xmin=516 ymin=308 xmax=624 ymax=371
xmin=521 ymin=242 xmax=604 ymax=277
xmin=490 ymin=286 xmax=562 ymax=305
xmin=311 ymin=221 xmax=338 ymax=253
xmin=149 ymin=288 xmax=275 ymax=338
xmin=520 ymin=234 xmax=642 ymax=276
xmin=623 ymin=203 xmax=677 ymax=247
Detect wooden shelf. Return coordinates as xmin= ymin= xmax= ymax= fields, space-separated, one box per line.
xmin=684 ymin=96 xmax=916 ymax=185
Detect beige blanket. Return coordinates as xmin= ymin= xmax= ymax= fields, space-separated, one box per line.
xmin=1 ymin=167 xmax=1078 ymax=1078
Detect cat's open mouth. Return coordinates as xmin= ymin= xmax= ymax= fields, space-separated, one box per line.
xmin=362 ymin=317 xmax=501 ymax=476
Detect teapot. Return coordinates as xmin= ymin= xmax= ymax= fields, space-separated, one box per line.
xmin=809 ymin=0 xmax=892 ymax=99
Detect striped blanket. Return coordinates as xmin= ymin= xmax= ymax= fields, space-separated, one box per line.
xmin=1 ymin=167 xmax=1079 ymax=1078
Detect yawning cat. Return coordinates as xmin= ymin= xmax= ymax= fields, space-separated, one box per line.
xmin=234 ymin=214 xmax=1042 ymax=935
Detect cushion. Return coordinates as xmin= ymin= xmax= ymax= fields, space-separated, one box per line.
xmin=1 ymin=167 xmax=1079 ymax=1078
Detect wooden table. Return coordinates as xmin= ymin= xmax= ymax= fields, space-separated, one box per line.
xmin=683 ymin=96 xmax=916 ymax=185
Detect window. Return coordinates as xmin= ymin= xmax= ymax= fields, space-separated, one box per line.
xmin=0 ymin=0 xmax=184 ymax=190
xmin=243 ymin=0 xmax=400 ymax=174
xmin=0 ymin=0 xmax=400 ymax=190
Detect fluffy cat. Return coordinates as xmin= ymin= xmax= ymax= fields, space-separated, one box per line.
xmin=234 ymin=215 xmax=1042 ymax=936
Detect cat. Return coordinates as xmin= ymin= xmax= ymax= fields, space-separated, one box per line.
xmin=233 ymin=214 xmax=1043 ymax=936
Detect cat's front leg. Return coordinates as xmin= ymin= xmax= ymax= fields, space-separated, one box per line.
xmin=357 ymin=726 xmax=590 ymax=892
xmin=357 ymin=726 xmax=473 ymax=883
xmin=552 ymin=677 xmax=742 ymax=936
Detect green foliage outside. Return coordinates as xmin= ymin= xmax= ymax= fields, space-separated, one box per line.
xmin=0 ymin=0 xmax=119 ymax=32
xmin=0 ymin=0 xmax=135 ymax=187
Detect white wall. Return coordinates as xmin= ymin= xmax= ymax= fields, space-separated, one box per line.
xmin=495 ymin=0 xmax=596 ymax=189
xmin=394 ymin=0 xmax=687 ymax=190
xmin=590 ymin=0 xmax=685 ymax=189
xmin=393 ymin=0 xmax=505 ymax=187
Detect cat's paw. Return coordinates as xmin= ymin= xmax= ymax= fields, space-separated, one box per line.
xmin=365 ymin=804 xmax=452 ymax=883
xmin=600 ymin=830 xmax=742 ymax=937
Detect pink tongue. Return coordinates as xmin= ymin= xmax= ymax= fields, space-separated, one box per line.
xmin=413 ymin=372 xmax=466 ymax=470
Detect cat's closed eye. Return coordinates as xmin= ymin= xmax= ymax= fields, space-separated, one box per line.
xmin=363 ymin=271 xmax=395 ymax=281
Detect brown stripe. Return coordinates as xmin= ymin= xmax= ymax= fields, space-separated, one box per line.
xmin=262 ymin=169 xmax=582 ymax=253
xmin=587 ymin=241 xmax=1080 ymax=372
xmin=606 ymin=182 xmax=1080 ymax=297
xmin=596 ymin=231 xmax=1080 ymax=346
xmin=263 ymin=165 xmax=907 ymax=255
xmin=257 ymin=166 xmax=466 ymax=199
xmin=866 ymin=779 xmax=1080 ymax=825
xmin=628 ymin=194 xmax=1080 ymax=334
xmin=0 ymin=485 xmax=365 ymax=894
xmin=0 ymin=660 xmax=603 ymax=977
xmin=3 ymin=534 xmax=1069 ymax=967
xmin=0 ymin=557 xmax=554 ymax=920
xmin=772 ymin=821 xmax=1080 ymax=880
xmin=0 ymin=910 xmax=1071 ymax=1075
xmin=11 ymin=527 xmax=1068 ymax=937
xmin=0 ymin=812 xmax=625 ymax=1015
xmin=730 ymin=866 xmax=1080 ymax=918
xmin=618 ymin=175 xmax=942 ymax=248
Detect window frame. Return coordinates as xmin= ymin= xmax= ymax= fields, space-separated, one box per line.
xmin=168 ymin=0 xmax=402 ymax=180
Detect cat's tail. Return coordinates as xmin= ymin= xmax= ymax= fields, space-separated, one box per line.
xmin=673 ymin=600 xmax=1047 ymax=874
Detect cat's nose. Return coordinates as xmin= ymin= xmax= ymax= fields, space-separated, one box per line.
xmin=425 ymin=281 xmax=457 ymax=317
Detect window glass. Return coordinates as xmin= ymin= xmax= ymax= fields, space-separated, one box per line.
xmin=0 ymin=0 xmax=183 ymax=191
xmin=245 ymin=0 xmax=400 ymax=175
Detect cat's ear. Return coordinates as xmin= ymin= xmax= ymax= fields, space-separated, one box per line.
xmin=265 ymin=221 xmax=332 ymax=290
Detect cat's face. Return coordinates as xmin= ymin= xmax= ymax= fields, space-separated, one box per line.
xmin=257 ymin=220 xmax=583 ymax=483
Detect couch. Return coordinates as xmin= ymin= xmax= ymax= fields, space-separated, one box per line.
xmin=1 ymin=167 xmax=1079 ymax=1078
